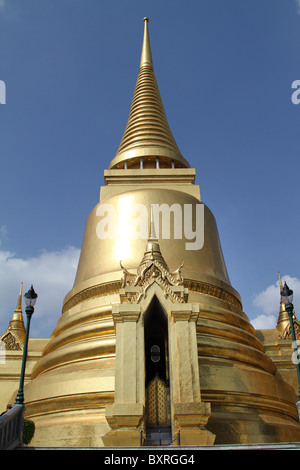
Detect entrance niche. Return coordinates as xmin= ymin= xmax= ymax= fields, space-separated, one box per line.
xmin=144 ymin=296 xmax=171 ymax=445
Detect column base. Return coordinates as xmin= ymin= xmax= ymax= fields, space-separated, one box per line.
xmin=174 ymin=402 xmax=215 ymax=446
xmin=102 ymin=403 xmax=144 ymax=447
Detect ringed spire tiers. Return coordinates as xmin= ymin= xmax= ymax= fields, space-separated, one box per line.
xmin=109 ymin=17 xmax=190 ymax=170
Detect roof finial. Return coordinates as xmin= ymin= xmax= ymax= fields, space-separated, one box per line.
xmin=278 ymin=271 xmax=284 ymax=293
xmin=15 ymin=282 xmax=23 ymax=312
xmin=149 ymin=205 xmax=158 ymax=240
xmin=0 ymin=282 xmax=26 ymax=347
xmin=140 ymin=16 xmax=153 ymax=68
xmin=277 ymin=272 xmax=291 ymax=334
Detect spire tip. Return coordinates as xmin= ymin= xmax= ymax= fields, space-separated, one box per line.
xmin=140 ymin=16 xmax=152 ymax=68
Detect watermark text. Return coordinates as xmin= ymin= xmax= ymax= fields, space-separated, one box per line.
xmin=0 ymin=80 xmax=6 ymax=104
xmin=96 ymin=202 xmax=204 ymax=251
xmin=291 ymin=80 xmax=300 ymax=105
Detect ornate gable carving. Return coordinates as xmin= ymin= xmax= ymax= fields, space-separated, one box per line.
xmin=120 ymin=239 xmax=187 ymax=304
xmin=0 ymin=329 xmax=23 ymax=351
xmin=280 ymin=318 xmax=300 ymax=340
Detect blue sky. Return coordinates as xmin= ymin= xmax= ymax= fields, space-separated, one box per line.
xmin=0 ymin=0 xmax=300 ymax=337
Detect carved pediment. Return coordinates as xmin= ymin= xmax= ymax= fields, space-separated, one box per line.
xmin=120 ymin=239 xmax=187 ymax=304
xmin=0 ymin=329 xmax=23 ymax=351
xmin=280 ymin=318 xmax=300 ymax=340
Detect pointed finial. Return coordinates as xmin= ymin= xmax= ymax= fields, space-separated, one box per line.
xmin=277 ymin=272 xmax=291 ymax=333
xmin=278 ymin=271 xmax=284 ymax=293
xmin=149 ymin=205 xmax=157 ymax=240
xmin=140 ymin=16 xmax=153 ymax=68
xmin=7 ymin=282 xmax=26 ymax=343
xmin=15 ymin=282 xmax=23 ymax=311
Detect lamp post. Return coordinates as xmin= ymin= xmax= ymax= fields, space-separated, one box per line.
xmin=280 ymin=281 xmax=300 ymax=420
xmin=14 ymin=285 xmax=37 ymax=405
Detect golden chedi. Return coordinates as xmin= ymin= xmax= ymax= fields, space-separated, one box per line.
xmin=23 ymin=18 xmax=300 ymax=447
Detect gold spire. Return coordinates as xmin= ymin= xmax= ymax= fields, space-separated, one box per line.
xmin=278 ymin=271 xmax=283 ymax=292
xmin=109 ymin=18 xmax=190 ymax=170
xmin=0 ymin=283 xmax=25 ymax=349
xmin=138 ymin=238 xmax=169 ymax=273
xmin=10 ymin=282 xmax=25 ymax=342
xmin=13 ymin=282 xmax=23 ymax=317
xmin=140 ymin=18 xmax=152 ymax=68
xmin=276 ymin=272 xmax=290 ymax=334
xmin=149 ymin=204 xmax=157 ymax=239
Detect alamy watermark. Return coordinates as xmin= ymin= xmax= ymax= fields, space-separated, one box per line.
xmin=291 ymin=80 xmax=300 ymax=105
xmin=96 ymin=202 xmax=204 ymax=250
xmin=0 ymin=80 xmax=6 ymax=104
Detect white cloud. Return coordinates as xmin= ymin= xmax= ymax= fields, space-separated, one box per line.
xmin=251 ymin=275 xmax=300 ymax=329
xmin=296 ymin=0 xmax=300 ymax=14
xmin=0 ymin=246 xmax=80 ymax=338
xmin=251 ymin=314 xmax=277 ymax=330
xmin=253 ymin=282 xmax=279 ymax=316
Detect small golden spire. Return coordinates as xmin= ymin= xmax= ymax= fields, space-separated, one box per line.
xmin=140 ymin=17 xmax=152 ymax=68
xmin=0 ymin=283 xmax=26 ymax=347
xmin=149 ymin=205 xmax=157 ymax=240
xmin=277 ymin=272 xmax=290 ymax=334
xmin=138 ymin=238 xmax=169 ymax=273
xmin=12 ymin=282 xmax=23 ymax=321
xmin=14 ymin=282 xmax=23 ymax=315
xmin=11 ymin=283 xmax=25 ymax=340
xmin=278 ymin=271 xmax=283 ymax=292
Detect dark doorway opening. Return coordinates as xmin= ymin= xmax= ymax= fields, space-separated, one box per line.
xmin=144 ymin=296 xmax=172 ymax=445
